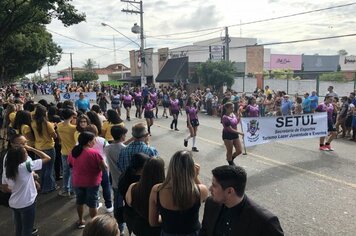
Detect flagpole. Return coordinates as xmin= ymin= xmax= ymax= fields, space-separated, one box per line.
xmin=238 ymin=110 xmax=247 ymax=155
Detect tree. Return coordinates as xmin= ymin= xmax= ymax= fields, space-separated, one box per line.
xmin=338 ymin=49 xmax=348 ymax=56
xmin=73 ymin=71 xmax=98 ymax=82
xmin=0 ymin=0 xmax=86 ymax=43
xmin=0 ymin=24 xmax=62 ymax=83
xmin=83 ymin=59 xmax=97 ymax=71
xmin=196 ymin=61 xmax=235 ymax=89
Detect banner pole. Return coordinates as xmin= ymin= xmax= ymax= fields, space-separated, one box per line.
xmin=239 ymin=112 xmax=247 ymax=155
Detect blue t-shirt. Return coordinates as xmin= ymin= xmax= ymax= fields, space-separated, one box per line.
xmin=309 ymin=95 xmax=319 ymax=109
xmin=281 ymin=100 xmax=293 ymax=116
xmin=302 ymin=98 xmax=312 ymax=113
xmin=75 ymin=99 xmax=90 ymax=111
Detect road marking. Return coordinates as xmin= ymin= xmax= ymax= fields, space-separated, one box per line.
xmin=155 ymin=123 xmax=356 ymax=189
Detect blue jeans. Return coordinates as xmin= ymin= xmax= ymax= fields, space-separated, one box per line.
xmin=113 ymin=188 xmax=125 ymax=233
xmin=12 ymin=202 xmax=36 ymax=236
xmin=39 ymin=148 xmax=56 ymax=193
xmin=61 ymin=155 xmax=72 ymax=192
xmin=101 ymin=169 xmax=112 ymax=208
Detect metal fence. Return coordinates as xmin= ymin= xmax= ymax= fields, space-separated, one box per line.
xmin=232 ymin=72 xmax=356 ymax=97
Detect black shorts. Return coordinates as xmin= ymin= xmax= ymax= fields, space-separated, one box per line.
xmin=124 ymin=103 xmax=131 ymax=109
xmin=163 ymin=101 xmax=170 ymax=108
xmin=190 ymin=119 xmax=199 ymax=127
xmin=144 ymin=111 xmax=154 ymax=119
xmin=135 ymin=100 xmax=142 ymax=106
xmin=171 ymin=110 xmax=179 ymax=116
xmin=328 ymin=120 xmax=336 ymax=132
xmin=222 ymin=131 xmax=239 ymax=140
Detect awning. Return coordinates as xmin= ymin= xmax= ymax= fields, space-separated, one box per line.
xmin=57 ymin=77 xmax=72 ymax=81
xmin=156 ymin=57 xmax=189 ymax=83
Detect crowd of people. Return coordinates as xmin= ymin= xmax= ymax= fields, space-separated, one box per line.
xmin=0 ymin=81 xmax=355 ymax=236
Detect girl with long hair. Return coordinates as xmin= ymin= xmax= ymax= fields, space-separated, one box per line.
xmin=149 ymin=151 xmax=208 ymax=235
xmin=74 ymin=114 xmax=91 ymax=143
xmin=221 ymin=102 xmax=244 ymax=166
xmin=245 ymin=96 xmax=260 ymax=117
xmin=126 ymin=158 xmax=165 ymax=236
xmin=122 ymin=90 xmax=133 ymax=121
xmin=86 ymin=111 xmax=102 ymax=135
xmin=31 ymin=104 xmax=57 ymax=193
xmin=149 ymin=89 xmax=159 ymax=118
xmin=13 ymin=110 xmax=35 ymax=147
xmin=134 ymin=87 xmax=143 ymax=119
xmin=101 ymin=109 xmax=124 ymax=143
xmin=169 ymin=93 xmax=180 ymax=131
xmin=68 ymin=132 xmax=107 ymax=228
xmin=184 ymin=96 xmax=199 ymax=152
xmin=143 ymin=95 xmax=155 ymax=135
xmin=4 ymin=144 xmax=51 ymax=236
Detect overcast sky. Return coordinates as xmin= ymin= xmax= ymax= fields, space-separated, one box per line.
xmin=42 ymin=0 xmax=356 ymax=75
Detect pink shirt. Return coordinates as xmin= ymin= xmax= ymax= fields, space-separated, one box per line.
xmin=222 ymin=114 xmax=239 ymax=132
xmin=170 ymin=99 xmax=180 ymax=111
xmin=186 ymin=106 xmax=198 ymax=120
xmin=123 ymin=95 xmax=132 ymax=105
xmin=68 ymin=148 xmax=103 ymax=187
xmin=247 ymin=104 xmax=259 ymax=117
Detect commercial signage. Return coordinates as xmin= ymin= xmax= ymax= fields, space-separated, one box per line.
xmin=210 ymin=45 xmax=224 ymax=61
xmin=241 ymin=113 xmax=327 ymax=147
xmin=270 ymin=54 xmax=302 ymax=70
xmin=60 ymin=92 xmax=97 ymax=102
xmin=340 ymin=55 xmax=356 ymax=71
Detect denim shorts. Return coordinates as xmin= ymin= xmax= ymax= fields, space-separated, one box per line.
xmin=75 ymin=186 xmax=100 ymax=208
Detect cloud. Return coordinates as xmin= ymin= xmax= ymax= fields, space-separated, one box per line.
xmin=174 ymin=5 xmax=221 ymax=30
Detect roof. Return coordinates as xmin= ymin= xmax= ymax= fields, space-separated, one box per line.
xmin=156 ymin=57 xmax=189 ymax=82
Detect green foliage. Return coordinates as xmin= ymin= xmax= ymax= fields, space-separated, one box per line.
xmin=269 ymin=69 xmax=294 ymax=80
xmin=74 ymin=71 xmax=98 ymax=82
xmin=319 ymin=72 xmax=346 ymax=82
xmin=196 ymin=61 xmax=235 ymax=89
xmin=83 ymin=59 xmax=97 ymax=71
xmin=0 ymin=24 xmax=62 ymax=82
xmin=101 ymin=81 xmax=125 ymax=86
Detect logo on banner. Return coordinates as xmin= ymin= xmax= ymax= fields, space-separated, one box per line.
xmin=63 ymin=93 xmax=70 ymax=99
xmin=247 ymin=120 xmax=260 ymax=142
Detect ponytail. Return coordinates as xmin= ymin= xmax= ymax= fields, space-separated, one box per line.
xmin=71 ymin=131 xmax=95 ymax=158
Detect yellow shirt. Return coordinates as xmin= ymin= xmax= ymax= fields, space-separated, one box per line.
xmin=31 ymin=121 xmax=55 ymax=150
xmin=57 ymin=122 xmax=77 ymax=155
xmin=16 ymin=125 xmax=35 ymax=147
xmin=9 ymin=112 xmax=16 ymax=127
xmin=101 ymin=121 xmax=125 ymax=142
xmin=74 ymin=130 xmax=80 ymax=144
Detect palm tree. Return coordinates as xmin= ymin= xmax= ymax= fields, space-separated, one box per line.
xmin=83 ymin=58 xmax=97 ymax=71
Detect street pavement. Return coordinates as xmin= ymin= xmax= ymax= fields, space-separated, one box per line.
xmin=1 ymin=95 xmax=356 ymax=235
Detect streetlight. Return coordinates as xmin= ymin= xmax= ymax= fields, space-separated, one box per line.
xmin=101 ymin=23 xmax=140 ymax=47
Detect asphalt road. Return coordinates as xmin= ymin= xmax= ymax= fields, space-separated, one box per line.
xmin=1 ymin=95 xmax=355 ymax=236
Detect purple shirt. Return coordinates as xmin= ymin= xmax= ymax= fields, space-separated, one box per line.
xmin=222 ymin=114 xmax=238 ymax=132
xmin=143 ymin=101 xmax=154 ymax=112
xmin=150 ymin=92 xmax=157 ymax=104
xmin=170 ymin=99 xmax=180 ymax=111
xmin=123 ymin=95 xmax=132 ymax=105
xmin=247 ymin=104 xmax=259 ymax=117
xmin=186 ymin=106 xmax=198 ymax=120
xmin=134 ymin=92 xmax=142 ymax=101
xmin=318 ymin=103 xmax=334 ymax=121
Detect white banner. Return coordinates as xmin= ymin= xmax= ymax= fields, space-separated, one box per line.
xmin=60 ymin=92 xmax=97 ymax=102
xmin=241 ymin=113 xmax=328 ymax=147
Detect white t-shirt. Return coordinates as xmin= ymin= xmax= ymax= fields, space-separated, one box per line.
xmin=3 ymin=157 xmax=42 ymax=209
xmin=93 ymin=137 xmax=109 ymax=164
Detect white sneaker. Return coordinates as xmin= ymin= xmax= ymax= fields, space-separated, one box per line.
xmin=105 ymin=206 xmax=114 ymax=213
xmin=97 ymin=202 xmax=103 ymax=210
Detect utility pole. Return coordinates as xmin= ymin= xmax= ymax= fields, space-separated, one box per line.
xmin=121 ymin=0 xmax=145 ymax=87
xmin=225 ymin=27 xmax=230 ymax=62
xmin=113 ymin=35 xmax=117 ymax=64
xmin=70 ymin=53 xmax=74 ymax=80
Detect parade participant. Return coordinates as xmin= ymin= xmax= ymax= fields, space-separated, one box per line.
xmin=350 ymin=101 xmax=356 ymax=141
xmin=110 ymin=90 xmax=121 ymax=116
xmin=316 ymin=95 xmax=337 ymax=151
xmin=68 ymin=132 xmax=107 ymax=229
xmin=309 ymin=91 xmax=319 ymax=112
xmin=294 ymin=97 xmax=303 ymax=115
xmin=149 ymin=151 xmax=209 ymax=235
xmin=101 ymin=109 xmax=125 ymax=143
xmin=122 ymin=90 xmax=133 ymax=121
xmin=169 ymin=93 xmax=180 ymax=131
xmin=302 ymin=93 xmax=312 ymax=114
xmin=97 ymin=93 xmax=110 ymax=114
xmin=3 ymin=145 xmax=51 ymax=236
xmin=74 ymin=114 xmax=91 ymax=143
xmin=161 ymin=89 xmax=170 ymax=118
xmin=125 ymin=157 xmax=165 ymax=236
xmin=134 ymin=87 xmax=143 ymax=119
xmin=150 ymin=89 xmax=159 ymax=118
xmin=245 ymin=96 xmax=260 ymax=117
xmin=57 ymin=109 xmax=77 ymax=197
xmin=184 ymin=96 xmax=199 ymax=152
xmin=221 ymin=103 xmax=244 ymax=166
xmin=142 ymin=95 xmax=155 ymax=135
xmin=85 ymin=125 xmax=113 ymax=213
xmin=200 ymin=165 xmax=284 ymax=236
xmin=31 ymin=104 xmax=57 ymax=193
xmin=75 ymin=93 xmax=90 ymax=112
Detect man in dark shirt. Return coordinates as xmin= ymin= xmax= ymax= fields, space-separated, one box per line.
xmin=200 ymin=165 xmax=284 ymax=236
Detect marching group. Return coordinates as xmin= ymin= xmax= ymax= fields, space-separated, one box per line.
xmin=0 ymin=84 xmax=286 ymax=236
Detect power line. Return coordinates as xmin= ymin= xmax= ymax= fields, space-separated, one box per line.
xmin=148 ymin=29 xmax=224 ymax=40
xmin=148 ymin=2 xmax=356 ymax=37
